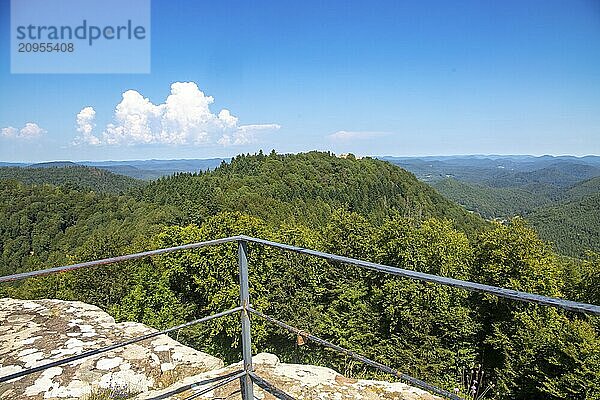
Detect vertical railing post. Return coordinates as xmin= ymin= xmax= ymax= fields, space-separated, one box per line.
xmin=238 ymin=239 xmax=254 ymax=399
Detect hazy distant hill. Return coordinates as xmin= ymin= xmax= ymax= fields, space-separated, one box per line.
xmin=390 ymin=155 xmax=600 ymax=256
xmin=0 ymin=165 xmax=143 ymax=194
xmin=0 ymin=158 xmax=228 ymax=180
xmin=29 ymin=161 xmax=80 ymax=168
xmin=90 ymin=165 xmax=164 ymax=180
xmin=382 ymin=155 xmax=600 ymax=186
xmin=390 ymin=156 xmax=600 ymax=214
xmin=488 ymin=162 xmax=600 ymax=190
xmin=80 ymin=158 xmax=227 ymax=180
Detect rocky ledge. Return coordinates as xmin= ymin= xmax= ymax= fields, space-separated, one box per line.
xmin=0 ymin=298 xmax=440 ymax=399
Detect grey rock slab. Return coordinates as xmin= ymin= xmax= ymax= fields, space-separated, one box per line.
xmin=0 ymin=298 xmax=223 ymax=400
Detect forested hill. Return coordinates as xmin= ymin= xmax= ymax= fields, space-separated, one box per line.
xmin=528 ymin=192 xmax=600 ymax=258
xmin=429 ymin=172 xmax=600 ymax=257
xmin=0 ymin=179 xmax=180 ymax=277
xmin=0 ymin=166 xmax=144 ymax=194
xmin=563 ymin=176 xmax=600 ymax=202
xmin=138 ymin=151 xmax=486 ymax=234
xmin=432 ymin=178 xmax=547 ymax=219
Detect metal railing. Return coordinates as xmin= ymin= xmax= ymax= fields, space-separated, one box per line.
xmin=1 ymin=235 xmax=599 ymax=400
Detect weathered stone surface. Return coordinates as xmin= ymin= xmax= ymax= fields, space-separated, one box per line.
xmin=1 ymin=298 xmax=441 ymax=399
xmin=137 ymin=353 xmax=442 ymax=400
xmin=0 ymin=298 xmax=223 ymax=399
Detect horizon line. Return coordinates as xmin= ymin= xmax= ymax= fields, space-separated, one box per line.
xmin=1 ymin=152 xmax=600 ymax=164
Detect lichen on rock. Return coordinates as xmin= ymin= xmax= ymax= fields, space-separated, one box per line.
xmin=1 ymin=298 xmax=441 ymax=400
xmin=0 ymin=298 xmax=222 ymax=399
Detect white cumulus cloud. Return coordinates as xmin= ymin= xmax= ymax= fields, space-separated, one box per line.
xmin=74 ymin=82 xmax=280 ymax=146
xmin=1 ymin=123 xmax=46 ymax=139
xmin=73 ymin=107 xmax=100 ymax=145
xmin=1 ymin=127 xmax=17 ymax=138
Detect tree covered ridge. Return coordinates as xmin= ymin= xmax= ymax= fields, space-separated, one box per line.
xmin=0 ymin=165 xmax=144 ymax=194
xmin=139 ymin=151 xmax=485 ymax=234
xmin=433 ymin=178 xmax=548 ymax=219
xmin=527 ymin=192 xmax=600 ymax=258
xmin=0 ymin=179 xmax=181 ymax=277
xmin=433 ymin=176 xmax=600 ymax=258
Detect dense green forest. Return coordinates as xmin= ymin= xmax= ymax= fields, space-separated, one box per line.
xmin=432 ymin=178 xmax=550 ymax=218
xmin=434 ymin=174 xmax=600 ymax=225
xmin=564 ymin=176 xmax=600 ymax=202
xmin=434 ymin=176 xmax=600 ymax=258
xmin=0 ymin=180 xmax=179 ymax=277
xmin=138 ymin=151 xmax=485 ymax=235
xmin=0 ymin=166 xmax=144 ymax=194
xmin=398 ymin=158 xmax=600 ymax=257
xmin=528 ymin=192 xmax=600 ymax=258
xmin=1 ymin=151 xmax=599 ymax=399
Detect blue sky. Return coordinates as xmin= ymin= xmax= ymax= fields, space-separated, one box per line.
xmin=0 ymin=0 xmax=599 ymax=162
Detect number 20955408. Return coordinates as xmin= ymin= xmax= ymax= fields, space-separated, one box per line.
xmin=18 ymin=42 xmax=74 ymax=52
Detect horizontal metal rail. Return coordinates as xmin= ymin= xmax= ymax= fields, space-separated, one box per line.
xmin=240 ymin=235 xmax=600 ymax=315
xmin=181 ymin=370 xmax=246 ymax=400
xmin=2 ymin=235 xmax=598 ymax=315
xmin=0 ymin=306 xmax=242 ymax=384
xmin=0 ymin=236 xmax=239 ymax=283
xmin=248 ymin=307 xmax=463 ymax=400
xmin=248 ymin=371 xmax=296 ymax=400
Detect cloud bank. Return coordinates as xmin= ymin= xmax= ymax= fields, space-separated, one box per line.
xmin=1 ymin=123 xmax=46 ymax=139
xmin=74 ymin=82 xmax=280 ymax=146
xmin=328 ymin=130 xmax=390 ymax=141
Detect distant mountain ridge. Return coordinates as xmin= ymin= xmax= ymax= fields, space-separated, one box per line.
xmin=2 ymin=153 xmax=598 ymax=256
xmin=8 ymin=154 xmax=599 ymax=182
xmin=489 ymin=162 xmax=600 ymax=189
xmin=3 ymin=158 xmax=228 ymax=180
xmin=0 ymin=165 xmax=143 ymax=194
xmin=29 ymin=161 xmax=79 ymax=168
xmin=382 ymin=155 xmax=600 ymax=257
xmin=381 ymin=155 xmax=600 ymax=184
